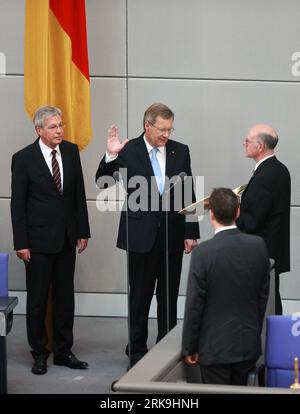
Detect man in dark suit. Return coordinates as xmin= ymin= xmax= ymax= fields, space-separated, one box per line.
xmin=237 ymin=124 xmax=291 ymax=315
xmin=182 ymin=188 xmax=270 ymax=386
xmin=11 ymin=106 xmax=90 ymax=375
xmin=96 ymin=103 xmax=200 ymax=368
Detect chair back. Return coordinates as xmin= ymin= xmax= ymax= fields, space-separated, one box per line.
xmin=265 ymin=315 xmax=300 ymax=387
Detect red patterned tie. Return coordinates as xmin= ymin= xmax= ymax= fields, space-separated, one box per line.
xmin=51 ymin=150 xmax=62 ymax=194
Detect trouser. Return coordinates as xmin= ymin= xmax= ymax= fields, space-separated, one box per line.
xmin=128 ymin=230 xmax=183 ymax=363
xmin=25 ymin=242 xmax=76 ymax=357
xmin=201 ymin=360 xmax=257 ymax=386
xmin=275 ymin=271 xmax=282 ymax=315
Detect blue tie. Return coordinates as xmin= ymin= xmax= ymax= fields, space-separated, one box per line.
xmin=150 ymin=148 xmax=164 ymax=195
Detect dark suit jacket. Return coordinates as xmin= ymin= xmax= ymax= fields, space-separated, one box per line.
xmin=237 ymin=156 xmax=291 ymax=274
xmin=182 ymin=228 xmax=270 ymax=365
xmin=95 ymin=134 xmax=200 ymax=253
xmin=11 ymin=139 xmax=90 ymax=253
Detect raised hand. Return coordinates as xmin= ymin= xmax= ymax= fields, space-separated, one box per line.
xmin=107 ymin=125 xmax=129 ymax=156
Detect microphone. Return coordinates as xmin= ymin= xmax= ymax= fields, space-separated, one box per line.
xmin=113 ymin=170 xmax=123 ymax=186
xmin=113 ymin=170 xmax=120 ymax=182
xmin=165 ymin=172 xmax=187 ymax=194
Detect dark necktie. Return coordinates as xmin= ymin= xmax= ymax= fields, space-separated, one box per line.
xmin=51 ymin=150 xmax=62 ymax=194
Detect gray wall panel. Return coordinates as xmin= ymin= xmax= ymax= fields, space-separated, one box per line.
xmin=87 ymin=0 xmax=126 ymax=77
xmin=281 ymin=207 xmax=300 ymax=300
xmin=128 ymin=0 xmax=300 ymax=81
xmin=0 ymin=0 xmax=127 ymax=77
xmin=128 ymin=78 xmax=300 ymax=203
xmin=81 ymin=77 xmax=127 ymax=200
xmin=0 ymin=76 xmax=34 ymax=197
xmin=0 ymin=0 xmax=25 ymax=75
xmin=0 ymin=199 xmax=25 ymax=291
xmin=74 ymin=201 xmax=127 ymax=292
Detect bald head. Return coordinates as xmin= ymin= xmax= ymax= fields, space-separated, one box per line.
xmin=244 ymin=124 xmax=278 ymax=162
xmin=249 ymin=124 xmax=278 ymax=150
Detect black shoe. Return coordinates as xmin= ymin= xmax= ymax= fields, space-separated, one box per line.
xmin=53 ymin=352 xmax=88 ymax=369
xmin=32 ymin=354 xmax=48 ymax=375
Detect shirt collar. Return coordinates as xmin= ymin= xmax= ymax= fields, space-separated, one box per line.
xmin=214 ymin=225 xmax=237 ymax=235
xmin=143 ymin=135 xmax=166 ymax=156
xmin=39 ymin=138 xmax=61 ymax=157
xmin=254 ymin=154 xmax=275 ymax=170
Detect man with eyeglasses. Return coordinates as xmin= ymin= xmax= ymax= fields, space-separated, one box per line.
xmin=237 ymin=124 xmax=291 ymax=315
xmin=11 ymin=106 xmax=90 ymax=375
xmin=96 ymin=102 xmax=200 ymax=368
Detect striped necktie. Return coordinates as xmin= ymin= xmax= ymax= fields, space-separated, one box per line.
xmin=51 ymin=150 xmax=62 ymax=194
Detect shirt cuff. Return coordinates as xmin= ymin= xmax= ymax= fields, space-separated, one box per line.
xmin=105 ymin=152 xmax=118 ymax=163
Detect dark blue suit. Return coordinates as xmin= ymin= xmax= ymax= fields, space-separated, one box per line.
xmin=96 ymin=134 xmax=199 ymax=364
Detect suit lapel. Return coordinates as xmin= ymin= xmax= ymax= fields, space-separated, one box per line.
xmin=242 ymin=156 xmax=277 ymax=199
xmin=134 ymin=136 xmax=155 ymax=181
xmin=59 ymin=141 xmax=69 ymax=191
xmin=241 ymin=170 xmax=257 ymax=198
xmin=32 ymin=139 xmax=54 ymax=180
xmin=165 ymin=140 xmax=178 ymax=179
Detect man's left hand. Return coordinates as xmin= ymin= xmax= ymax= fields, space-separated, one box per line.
xmin=184 ymin=239 xmax=198 ymax=254
xmin=77 ymin=239 xmax=88 ymax=254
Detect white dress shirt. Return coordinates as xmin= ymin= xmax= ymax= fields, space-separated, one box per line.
xmin=143 ymin=136 xmax=166 ymax=188
xmin=39 ymin=139 xmax=64 ymax=189
xmin=254 ymin=154 xmax=275 ymax=171
xmin=214 ymin=225 xmax=237 ymax=235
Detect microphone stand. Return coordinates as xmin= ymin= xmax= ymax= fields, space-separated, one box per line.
xmin=113 ymin=171 xmax=131 ymax=369
xmin=164 ymin=173 xmax=186 ymax=334
xmin=165 ymin=187 xmax=170 ymax=334
xmin=111 ymin=170 xmax=131 ymax=391
xmin=124 ymin=181 xmax=131 ymax=369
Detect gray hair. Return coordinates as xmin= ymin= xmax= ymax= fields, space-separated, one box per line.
xmin=257 ymin=133 xmax=278 ymax=150
xmin=143 ymin=103 xmax=174 ymax=129
xmin=33 ymin=106 xmax=62 ymax=128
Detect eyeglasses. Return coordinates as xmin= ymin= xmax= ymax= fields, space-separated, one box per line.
xmin=44 ymin=123 xmax=66 ymax=132
xmin=149 ymin=122 xmax=175 ymax=135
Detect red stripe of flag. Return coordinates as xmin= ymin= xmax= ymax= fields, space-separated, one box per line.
xmin=49 ymin=0 xmax=90 ymax=81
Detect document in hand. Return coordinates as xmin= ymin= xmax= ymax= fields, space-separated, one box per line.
xmin=179 ymin=184 xmax=247 ymax=216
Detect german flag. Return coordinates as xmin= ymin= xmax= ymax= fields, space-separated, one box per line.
xmin=24 ymin=0 xmax=92 ymax=150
